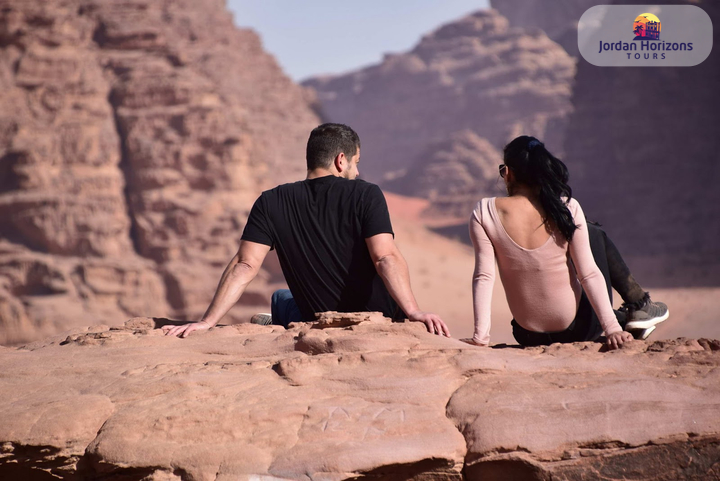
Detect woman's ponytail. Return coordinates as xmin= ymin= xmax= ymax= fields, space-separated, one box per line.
xmin=503 ymin=136 xmax=578 ymax=242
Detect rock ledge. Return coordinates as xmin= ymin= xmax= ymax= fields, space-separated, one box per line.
xmin=1 ymin=313 xmax=718 ymax=480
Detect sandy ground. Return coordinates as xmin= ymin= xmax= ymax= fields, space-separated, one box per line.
xmin=386 ymin=193 xmax=720 ymax=344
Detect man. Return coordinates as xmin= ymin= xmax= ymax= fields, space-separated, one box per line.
xmin=164 ymin=123 xmax=450 ymax=338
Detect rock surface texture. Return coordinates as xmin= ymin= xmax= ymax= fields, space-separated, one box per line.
xmin=0 ymin=0 xmax=319 ymax=344
xmin=305 ymin=9 xmax=575 ymax=208
xmin=1 ymin=314 xmax=719 ymax=480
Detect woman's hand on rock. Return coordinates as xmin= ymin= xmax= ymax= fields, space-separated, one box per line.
xmin=606 ymin=330 xmax=634 ymax=350
xmin=460 ymin=338 xmax=489 ymax=347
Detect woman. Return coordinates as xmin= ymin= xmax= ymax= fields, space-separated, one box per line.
xmin=464 ymin=136 xmax=668 ymax=349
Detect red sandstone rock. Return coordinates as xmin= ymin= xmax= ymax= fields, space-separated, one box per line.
xmin=562 ymin=0 xmax=720 ymax=286
xmin=490 ymin=0 xmax=599 ymax=57
xmin=0 ymin=0 xmax=320 ymax=344
xmin=304 ymin=10 xmax=575 ymax=195
xmin=0 ymin=315 xmax=718 ymax=480
xmin=386 ymin=130 xmax=505 ymax=218
xmin=312 ymin=310 xmax=389 ymax=328
xmin=0 ymin=240 xmax=166 ymax=345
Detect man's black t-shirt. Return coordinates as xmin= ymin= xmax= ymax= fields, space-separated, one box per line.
xmin=241 ymin=175 xmax=402 ymax=321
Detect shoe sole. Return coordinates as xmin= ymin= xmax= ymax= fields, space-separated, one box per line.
xmin=635 ymin=325 xmax=656 ymax=340
xmin=250 ymin=313 xmax=273 ymax=326
xmin=624 ymin=309 xmax=669 ymax=330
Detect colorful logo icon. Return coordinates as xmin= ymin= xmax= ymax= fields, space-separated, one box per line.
xmin=633 ymin=13 xmax=661 ymax=40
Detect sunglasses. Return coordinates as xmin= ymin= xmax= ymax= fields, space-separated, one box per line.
xmin=498 ymin=164 xmax=507 ymax=178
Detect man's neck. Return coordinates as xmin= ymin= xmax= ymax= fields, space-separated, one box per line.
xmin=306 ymin=168 xmax=337 ymax=180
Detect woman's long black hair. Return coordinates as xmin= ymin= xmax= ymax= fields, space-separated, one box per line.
xmin=503 ymin=135 xmax=578 ymax=242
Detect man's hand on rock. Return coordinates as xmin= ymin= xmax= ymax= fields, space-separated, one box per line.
xmin=460 ymin=338 xmax=489 ymax=347
xmin=408 ymin=311 xmax=451 ymax=337
xmin=162 ymin=320 xmax=213 ymax=338
xmin=606 ymin=330 xmax=634 ymax=350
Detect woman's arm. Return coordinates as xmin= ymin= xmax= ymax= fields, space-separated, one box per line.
xmin=566 ymin=200 xmax=623 ymax=336
xmin=469 ymin=209 xmax=496 ymax=345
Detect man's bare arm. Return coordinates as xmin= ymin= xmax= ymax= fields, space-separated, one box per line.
xmin=163 ymin=240 xmax=271 ymax=338
xmin=365 ymin=233 xmax=451 ymax=336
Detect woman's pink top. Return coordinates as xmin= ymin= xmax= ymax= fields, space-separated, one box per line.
xmin=469 ymin=197 xmax=622 ymax=345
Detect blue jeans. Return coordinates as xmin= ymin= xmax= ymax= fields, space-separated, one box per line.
xmin=271 ymin=289 xmax=304 ymax=328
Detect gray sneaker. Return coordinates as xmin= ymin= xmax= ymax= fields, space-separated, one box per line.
xmin=250 ymin=313 xmax=273 ymax=325
xmin=624 ymin=294 xmax=669 ymax=330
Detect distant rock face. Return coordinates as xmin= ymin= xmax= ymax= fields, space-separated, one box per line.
xmin=0 ymin=0 xmax=319 ymax=344
xmin=490 ymin=0 xmax=599 ymax=57
xmin=305 ymin=10 xmax=575 ymax=197
xmin=563 ymin=0 xmax=720 ymax=286
xmin=385 ymin=130 xmax=505 ymax=218
xmin=0 ymin=315 xmax=719 ymax=480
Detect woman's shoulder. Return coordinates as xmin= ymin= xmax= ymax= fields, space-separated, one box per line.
xmin=563 ymin=196 xmax=583 ymax=213
xmin=563 ymin=196 xmax=579 ymax=206
xmin=471 ymin=197 xmax=497 ymax=224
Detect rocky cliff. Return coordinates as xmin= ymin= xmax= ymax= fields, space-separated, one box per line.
xmin=0 ymin=0 xmax=320 ymax=344
xmin=490 ymin=0 xmax=599 ymax=57
xmin=308 ymin=1 xmax=720 ymax=287
xmin=1 ymin=314 xmax=718 ymax=480
xmin=385 ymin=130 xmax=504 ymax=219
xmin=562 ymin=0 xmax=720 ymax=286
xmin=485 ymin=0 xmax=720 ymax=286
xmin=305 ymin=9 xmax=575 ymax=209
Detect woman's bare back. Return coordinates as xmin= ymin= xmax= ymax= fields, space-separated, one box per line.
xmin=494 ymin=196 xmax=553 ymax=249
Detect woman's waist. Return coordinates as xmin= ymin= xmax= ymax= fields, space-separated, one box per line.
xmin=505 ymin=286 xmax=581 ymax=333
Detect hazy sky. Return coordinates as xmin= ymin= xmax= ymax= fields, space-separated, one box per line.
xmin=226 ymin=1 xmax=491 ymax=81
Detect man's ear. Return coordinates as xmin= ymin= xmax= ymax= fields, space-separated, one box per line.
xmin=333 ymin=152 xmax=346 ymax=173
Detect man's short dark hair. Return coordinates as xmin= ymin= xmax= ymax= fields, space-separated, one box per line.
xmin=306 ymin=123 xmax=360 ymax=170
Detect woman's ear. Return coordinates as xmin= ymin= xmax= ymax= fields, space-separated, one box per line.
xmin=503 ymin=167 xmax=515 ymax=195
xmin=504 ymin=167 xmax=513 ymax=183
